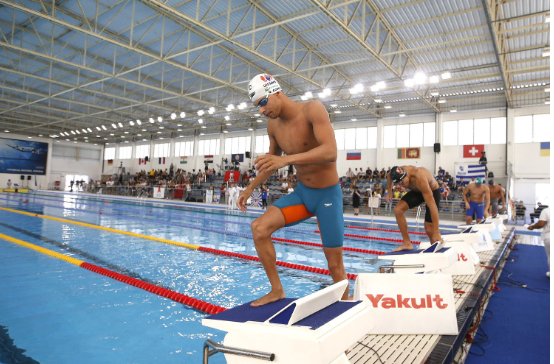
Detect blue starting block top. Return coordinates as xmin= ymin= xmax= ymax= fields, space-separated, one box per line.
xmin=205 ymin=298 xmax=361 ymax=330
xmin=382 ymin=247 xmax=450 ymax=256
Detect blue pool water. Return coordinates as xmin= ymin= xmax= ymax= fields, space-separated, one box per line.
xmin=0 ymin=192 xmax=456 ymax=363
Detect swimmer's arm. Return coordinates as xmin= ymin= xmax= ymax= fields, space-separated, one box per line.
xmin=462 ymin=185 xmax=470 ymax=204
xmin=484 ymin=186 xmax=490 ymax=214
xmin=418 ymin=178 xmax=440 ymax=234
xmin=245 ymin=132 xmax=282 ymax=192
xmin=283 ymin=101 xmax=337 ymax=166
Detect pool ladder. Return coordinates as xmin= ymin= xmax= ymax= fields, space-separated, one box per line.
xmin=203 ymin=339 xmax=274 ymax=363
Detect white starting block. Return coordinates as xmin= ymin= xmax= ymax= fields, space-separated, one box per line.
xmin=419 ymin=238 xmax=479 ymax=275
xmin=353 ymin=274 xmax=458 ymax=335
xmin=458 ymin=221 xmax=502 ymax=242
xmin=486 ymin=214 xmax=507 ymax=232
xmin=202 ymin=280 xmax=373 ymax=364
xmin=441 ymin=227 xmax=494 ymax=253
xmin=376 ymin=243 xmax=457 ymax=274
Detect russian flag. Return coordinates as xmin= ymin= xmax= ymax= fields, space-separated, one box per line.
xmin=346 ymin=150 xmax=361 ymax=160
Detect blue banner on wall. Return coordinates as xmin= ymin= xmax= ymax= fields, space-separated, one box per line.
xmin=0 ymin=138 xmax=48 ymax=175
xmin=231 ymin=153 xmax=244 ymax=163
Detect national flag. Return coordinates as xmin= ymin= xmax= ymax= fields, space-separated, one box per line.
xmin=455 ymin=164 xmax=486 ymax=184
xmin=204 ymin=155 xmax=213 ymax=164
xmin=163 ymin=157 xmax=165 ymax=164
xmin=346 ymin=150 xmax=361 ymax=160
xmin=138 ymin=158 xmax=142 ymax=165
xmin=159 ymin=157 xmax=162 ymax=164
xmin=107 ymin=159 xmax=113 ymax=166
xmin=540 ymin=142 xmax=550 ymax=156
xmin=231 ymin=154 xmax=244 ymax=163
xmin=180 ymin=156 xmax=188 ymax=164
xmin=397 ymin=147 xmax=420 ymax=159
xmin=462 ymin=144 xmax=485 ymax=158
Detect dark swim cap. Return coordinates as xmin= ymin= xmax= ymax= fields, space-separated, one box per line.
xmin=390 ymin=166 xmax=407 ymax=183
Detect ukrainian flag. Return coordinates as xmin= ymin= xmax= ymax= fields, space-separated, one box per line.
xmin=540 ymin=142 xmax=550 ymax=156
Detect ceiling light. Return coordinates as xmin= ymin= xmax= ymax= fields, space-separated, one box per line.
xmin=300 ymin=95 xmax=308 ymax=100
xmin=413 ymin=72 xmax=426 ymax=84
xmin=334 ymin=110 xmax=341 ymax=114
xmin=157 ymin=116 xmax=162 ymax=122
xmin=318 ymin=92 xmax=327 ymax=99
xmin=376 ymin=81 xmax=386 ymax=89
xmin=71 ymin=131 xmax=76 ymax=135
xmin=180 ymin=112 xmax=185 ymax=118
xmin=399 ymin=112 xmax=406 ymax=117
xmin=87 ymin=128 xmax=92 ymax=133
xmin=430 ymin=91 xmax=440 ymax=96
xmin=96 ymin=127 xmax=101 ymax=131
xmin=118 ymin=123 xmax=123 ymax=128
xmin=351 ymin=118 xmax=357 ymax=121
xmin=429 ymin=75 xmax=440 ymax=84
xmin=450 ymin=107 xmax=457 ymax=113
xmin=65 ymin=132 xmax=70 ymax=136
xmin=226 ymin=123 xmax=231 ymax=126
xmin=224 ymin=115 xmax=230 ymax=121
xmin=200 ymin=133 xmax=205 ymax=136
xmin=101 ymin=125 xmax=107 ymax=130
xmin=438 ymin=98 xmax=446 ymax=103
xmin=96 ymin=135 xmax=101 ymax=138
xmin=370 ymin=85 xmax=379 ymax=92
xmin=305 ymin=92 xmax=313 ymax=99
xmin=257 ymin=119 xmax=262 ymax=122
xmin=544 ymin=48 xmax=551 ymax=57
xmin=227 ymin=104 xmax=235 ymax=110
xmin=201 ymin=126 xmax=206 ymax=129
xmin=197 ymin=110 xmax=204 ymax=116
xmin=149 ymin=118 xmax=154 ymax=123
xmin=198 ymin=119 xmax=203 ymax=124
xmin=136 ymin=120 xmax=141 ymax=125
xmin=223 ymin=130 xmax=228 ymax=133
xmin=110 ymin=133 xmax=114 ymax=136
xmin=384 ymin=105 xmax=392 ymax=109
xmin=159 ymin=126 xmax=164 ymax=129
xmin=441 ymin=72 xmax=451 ymax=80
xmin=545 ymin=97 xmax=550 ymax=104
xmin=142 ymin=129 xmax=146 ymax=132
xmin=112 ymin=124 xmax=117 ymax=128
xmin=4 ymin=130 xmax=9 ymax=132
xmin=177 ymin=129 xmax=182 ymax=131
xmin=124 ymin=132 xmax=129 ymax=134
xmin=404 ymin=79 xmax=414 ymax=87
xmin=208 ymin=107 xmax=215 ymax=114
xmin=330 ymin=104 xmax=337 ymax=108
xmin=157 ymin=131 xmax=162 ymax=134
xmin=28 ymin=136 xmax=32 ymax=139
xmin=60 ymin=133 xmax=64 ymax=136
xmin=374 ymin=99 xmax=382 ymax=103
xmin=129 ymin=121 xmax=135 ymax=126
xmin=323 ymin=88 xmax=332 ymax=96
xmin=545 ymin=87 xmax=550 ymax=92
xmin=546 ymin=13 xmax=550 ymax=23
xmin=248 ymin=128 xmax=253 ymax=131
xmin=84 ymin=137 xmax=88 ymax=139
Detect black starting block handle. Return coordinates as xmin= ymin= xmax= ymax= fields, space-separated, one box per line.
xmin=203 ymin=339 xmax=275 ymax=363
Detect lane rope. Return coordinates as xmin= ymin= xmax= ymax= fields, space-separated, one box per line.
xmin=0 ymin=232 xmax=225 ymax=315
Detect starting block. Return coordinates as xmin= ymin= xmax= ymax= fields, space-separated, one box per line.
xmin=444 ymin=228 xmax=494 ymax=253
xmin=458 ymin=221 xmax=502 ymax=242
xmin=486 ymin=215 xmax=507 ymax=232
xmin=202 ymin=280 xmax=374 ymax=364
xmin=419 ymin=238 xmax=479 ymax=275
xmin=376 ymin=243 xmax=457 ymax=274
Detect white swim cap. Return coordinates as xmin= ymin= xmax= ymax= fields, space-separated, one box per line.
xmin=248 ymin=74 xmax=282 ymax=102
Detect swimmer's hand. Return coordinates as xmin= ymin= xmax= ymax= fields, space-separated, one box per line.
xmin=237 ymin=190 xmax=252 ymax=212
xmin=385 ymin=195 xmax=392 ymax=204
xmin=465 ymin=202 xmax=470 ymax=210
xmin=254 ymin=154 xmax=287 ymax=174
xmin=434 ymin=233 xmax=444 ymax=244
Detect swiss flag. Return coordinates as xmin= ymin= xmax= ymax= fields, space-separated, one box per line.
xmin=463 ymin=144 xmax=485 ymax=158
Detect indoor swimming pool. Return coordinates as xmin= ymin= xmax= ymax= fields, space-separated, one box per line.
xmin=0 ymin=192 xmax=458 ymax=363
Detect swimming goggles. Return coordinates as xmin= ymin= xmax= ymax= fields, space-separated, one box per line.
xmin=255 ymin=94 xmax=270 ymax=108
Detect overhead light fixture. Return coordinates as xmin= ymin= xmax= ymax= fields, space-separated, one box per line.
xmin=334 ymin=110 xmax=341 ymax=114
xmin=208 ymin=107 xmax=215 ymax=114
xmin=4 ymin=130 xmax=9 ymax=133
xmin=318 ymin=92 xmax=327 ymax=99
xmin=226 ymin=123 xmax=231 ymax=126
xmin=430 ymin=91 xmax=440 ymax=96
xmin=171 ymin=113 xmax=176 ymax=119
xmin=413 ymin=72 xmax=426 ymax=84
xmin=429 ymin=75 xmax=440 ymax=84
xmin=137 ymin=120 xmax=141 ymax=125
xmin=201 ymin=126 xmax=206 ymax=129
xmin=374 ymin=98 xmax=382 ymax=103
xmin=159 ymin=126 xmax=164 ymax=129
xmin=110 ymin=133 xmax=114 ymax=136
xmin=545 ymin=97 xmax=550 ymax=104
xmin=96 ymin=127 xmax=101 ymax=131
xmin=149 ymin=118 xmax=154 ymax=123
xmin=370 ymin=85 xmax=379 ymax=92
xmin=101 ymin=125 xmax=107 ymax=130
xmin=238 ymin=102 xmax=247 ymax=110
xmin=124 ymin=131 xmax=129 ymax=134
xmin=157 ymin=131 xmax=162 ymax=134
xmin=545 ymin=87 xmax=550 ymax=92
xmin=257 ymin=119 xmax=262 ymax=122
xmin=349 ymin=84 xmax=364 ymax=94
xmin=223 ymin=130 xmax=228 ymax=133
xmin=198 ymin=119 xmax=203 ymax=123
xmin=384 ymin=105 xmax=392 ymax=109
xmin=450 ymin=107 xmax=457 ymax=113
xmin=180 ymin=112 xmax=185 ymax=118
xmin=404 ymin=79 xmax=415 ymax=87
xmin=227 ymin=104 xmax=235 ymax=110
xmin=376 ymin=81 xmax=386 ymax=90
xmin=304 ymin=92 xmax=313 ymax=99
xmin=351 ymin=118 xmax=358 ymax=121
xmin=399 ymin=112 xmax=406 ymax=117
xmin=200 ymin=133 xmax=205 ymax=136
xmin=438 ymin=98 xmax=446 ymax=103
xmin=65 ymin=132 xmax=70 ymax=136
xmin=118 ymin=122 xmax=123 ymax=128
xmin=441 ymin=72 xmax=451 ymax=80
xmin=157 ymin=116 xmax=162 ymax=122
xmin=224 ymin=115 xmax=230 ymax=121
xmin=197 ymin=110 xmax=204 ymax=116
xmin=87 ymin=128 xmax=92 ymax=133
xmin=112 ymin=124 xmax=117 ymax=128
xmin=330 ymin=104 xmax=338 ymax=108
xmin=546 ymin=13 xmax=550 ymax=23
xmin=71 ymin=131 xmax=76 ymax=135
xmin=300 ymin=95 xmax=308 ymax=101
xmin=543 ymin=48 xmax=550 ymax=57
xmin=323 ymin=88 xmax=332 ymax=96
xmin=248 ymin=128 xmax=253 ymax=131
xmin=129 ymin=121 xmax=135 ymax=126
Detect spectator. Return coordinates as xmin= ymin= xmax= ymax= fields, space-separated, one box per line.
xmin=380 ymin=168 xmax=386 ymax=180
xmin=364 ymin=188 xmax=372 ymax=214
xmin=6 ymin=179 xmax=11 ymax=188
xmin=437 ymin=166 xmax=445 ymax=177
xmin=280 ymin=180 xmax=288 ymax=193
xmin=528 ymin=207 xmax=550 ymax=277
xmin=373 ymin=188 xmax=382 ymax=215
xmin=352 ymin=186 xmax=361 ymax=216
xmin=261 ymin=184 xmax=269 ymax=210
xmin=220 ymin=183 xmax=226 ymax=203
xmin=373 ymin=168 xmax=380 ymax=182
xmin=346 ymin=168 xmax=355 ymax=182
xmin=287 ymin=185 xmax=294 ymax=194
xmin=365 ymin=167 xmax=371 ymax=182
xmin=479 ymin=151 xmax=488 ymax=176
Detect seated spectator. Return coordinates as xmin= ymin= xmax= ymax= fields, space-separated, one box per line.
xmin=373 ymin=168 xmax=380 ymax=182
xmin=365 ymin=167 xmax=371 ymax=182
xmin=437 ymin=166 xmax=445 ymax=178
xmin=380 ymin=168 xmax=386 ymax=180
xmin=280 ymin=181 xmax=289 ymax=193
xmin=346 ymin=168 xmax=355 ymax=182
xmin=287 ymin=186 xmax=294 ymax=194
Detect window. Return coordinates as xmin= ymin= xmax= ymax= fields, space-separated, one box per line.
xmin=490 ymin=117 xmax=506 ymax=144
xmin=442 ymin=121 xmax=457 ymax=146
xmin=255 ymin=135 xmax=270 ymax=154
xmin=104 ymin=147 xmax=115 ymax=160
xmin=383 ymin=125 xmax=396 ymax=148
xmin=533 ymin=114 xmax=551 ymax=142
xmin=198 ymin=138 xmax=220 ymax=155
xmin=367 ymin=127 xmax=377 ymax=149
xmin=135 ymin=144 xmax=150 ymax=158
xmin=514 ymin=116 xmax=533 ymax=143
xmin=153 ymin=143 xmax=170 ymax=158
xmin=355 ymin=128 xmax=368 ymax=149
xmin=473 ymin=119 xmax=490 ymax=145
xmin=175 ymin=141 xmax=194 ymax=157
xmin=409 ymin=123 xmax=423 ymax=147
xmin=423 ymin=123 xmax=435 ymax=147
xmin=458 ymin=120 xmax=473 ymax=145
xmin=225 ymin=136 xmax=251 ymax=154
xmin=334 ymin=129 xmax=345 ymax=150
xmin=344 ymin=128 xmax=356 ymax=149
xmin=396 ymin=125 xmax=409 ymax=148
xmin=119 ymin=146 xmax=132 ymax=160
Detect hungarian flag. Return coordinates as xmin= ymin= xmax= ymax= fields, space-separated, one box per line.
xmin=463 ymin=144 xmax=485 ymax=158
xmin=397 ymin=148 xmax=420 ymax=159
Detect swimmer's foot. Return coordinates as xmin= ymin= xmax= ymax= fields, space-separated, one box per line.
xmin=250 ymin=289 xmax=286 ymax=307
xmin=391 ymin=243 xmax=414 ymax=252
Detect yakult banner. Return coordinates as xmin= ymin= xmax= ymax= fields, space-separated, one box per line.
xmin=353 ymin=274 xmax=458 ymax=335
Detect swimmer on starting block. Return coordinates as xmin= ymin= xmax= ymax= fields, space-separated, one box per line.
xmin=237 ymin=73 xmax=348 ymax=307
xmin=488 ymin=179 xmax=506 ymax=215
xmin=385 ymin=166 xmax=443 ymax=251
xmin=463 ymin=177 xmax=490 ymax=224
